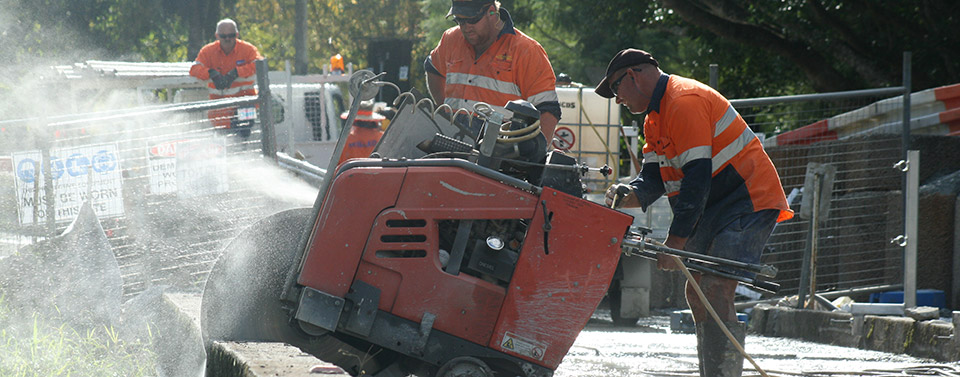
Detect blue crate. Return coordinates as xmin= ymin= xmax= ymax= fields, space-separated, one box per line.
xmin=868 ymin=289 xmax=945 ymax=309
xmin=670 ymin=310 xmax=750 ymax=334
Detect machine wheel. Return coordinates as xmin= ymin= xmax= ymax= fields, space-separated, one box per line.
xmin=435 ymin=357 xmax=494 ymax=377
xmin=201 ymin=207 xmax=314 ymax=346
xmin=608 ymin=279 xmax=640 ymax=327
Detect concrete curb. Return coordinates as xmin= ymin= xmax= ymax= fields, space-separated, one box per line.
xmin=163 ymin=292 xmax=349 ymax=377
xmin=750 ymin=304 xmax=960 ymax=361
xmin=206 ymin=341 xmax=345 ymax=377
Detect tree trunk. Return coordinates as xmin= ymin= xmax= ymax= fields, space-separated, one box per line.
xmin=185 ymin=0 xmax=220 ymax=61
xmin=295 ymin=0 xmax=307 ymax=74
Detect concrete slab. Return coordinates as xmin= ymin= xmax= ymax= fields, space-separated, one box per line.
xmin=164 ymin=292 xmax=348 ymax=377
xmin=207 ymin=341 xmax=349 ymax=377
xmin=751 ymin=304 xmax=960 ymax=362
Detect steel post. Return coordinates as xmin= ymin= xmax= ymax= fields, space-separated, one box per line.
xmin=255 ymin=59 xmax=277 ymax=162
xmin=904 ymin=150 xmax=919 ymax=308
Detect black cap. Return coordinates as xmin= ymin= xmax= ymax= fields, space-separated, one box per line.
xmin=446 ymin=0 xmax=494 ymax=18
xmin=595 ymin=48 xmax=659 ymax=98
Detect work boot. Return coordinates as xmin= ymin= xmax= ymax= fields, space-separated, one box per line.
xmin=696 ymin=320 xmax=745 ymax=377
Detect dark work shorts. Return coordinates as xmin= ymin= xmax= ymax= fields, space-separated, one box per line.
xmin=702 ymin=209 xmax=779 ymax=278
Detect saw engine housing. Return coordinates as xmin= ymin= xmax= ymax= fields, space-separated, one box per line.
xmin=287 ymin=94 xmax=632 ymax=376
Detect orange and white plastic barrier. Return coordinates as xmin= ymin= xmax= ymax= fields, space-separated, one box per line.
xmin=763 ymin=83 xmax=960 ymax=148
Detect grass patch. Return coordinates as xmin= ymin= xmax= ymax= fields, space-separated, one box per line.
xmin=0 ymin=295 xmax=157 ymax=376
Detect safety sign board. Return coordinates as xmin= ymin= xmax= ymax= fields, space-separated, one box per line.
xmin=174 ymin=138 xmax=229 ymax=199
xmin=500 ymin=331 xmax=546 ymax=361
xmin=551 ymin=126 xmax=576 ymax=151
xmin=147 ymin=138 xmax=184 ymax=195
xmin=146 ymin=137 xmax=229 ymax=198
xmin=12 ymin=143 xmax=124 ymax=225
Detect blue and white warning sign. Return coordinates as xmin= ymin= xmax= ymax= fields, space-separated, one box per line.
xmin=12 ymin=143 xmax=124 ymax=225
xmin=551 ymin=126 xmax=576 ymax=151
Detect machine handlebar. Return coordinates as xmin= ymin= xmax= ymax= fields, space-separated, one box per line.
xmin=620 ymin=233 xmax=780 ymax=294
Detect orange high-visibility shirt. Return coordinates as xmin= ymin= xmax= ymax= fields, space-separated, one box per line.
xmin=189 ymin=39 xmax=263 ymax=99
xmin=338 ymin=126 xmax=384 ymax=166
xmin=189 ymin=39 xmax=263 ymax=128
xmin=427 ymin=9 xmax=560 ymax=124
xmin=637 ymin=74 xmax=792 ymax=238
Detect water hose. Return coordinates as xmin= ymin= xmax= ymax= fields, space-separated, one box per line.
xmin=667 ymin=253 xmax=770 ymax=377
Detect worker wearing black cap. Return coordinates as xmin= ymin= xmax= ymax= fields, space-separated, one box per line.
xmin=424 ymin=0 xmax=562 ymax=141
xmin=600 ymin=49 xmax=793 ymax=377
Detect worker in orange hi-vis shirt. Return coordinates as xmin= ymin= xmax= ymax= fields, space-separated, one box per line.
xmin=330 ymin=54 xmax=345 ymax=74
xmin=189 ymin=18 xmax=263 ymax=137
xmin=337 ymin=101 xmax=385 ymax=166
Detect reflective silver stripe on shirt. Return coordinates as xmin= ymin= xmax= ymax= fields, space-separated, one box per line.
xmin=209 ymin=83 xmax=255 ymax=96
xmin=664 ymin=179 xmax=681 ymax=195
xmin=527 ymin=90 xmax=559 ymax=105
xmin=665 ymin=145 xmax=711 ymax=169
xmin=712 ymin=126 xmax=757 ymax=173
xmin=447 ymin=72 xmax=522 ymax=97
xmin=714 ymin=105 xmax=740 ymax=137
xmin=643 ymin=151 xmax=659 ymax=164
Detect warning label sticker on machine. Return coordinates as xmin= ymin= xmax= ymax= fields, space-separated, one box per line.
xmin=500 ymin=332 xmax=546 ymax=361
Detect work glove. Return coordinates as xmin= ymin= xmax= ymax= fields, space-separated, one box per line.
xmin=604 ymin=183 xmax=637 ymax=208
xmin=208 ymin=69 xmax=226 ymax=89
xmin=220 ymin=68 xmax=239 ymax=89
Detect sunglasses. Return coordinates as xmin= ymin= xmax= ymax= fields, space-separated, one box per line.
xmin=453 ymin=12 xmax=485 ymax=26
xmin=611 ymin=68 xmax=642 ymax=97
xmin=218 ymin=33 xmax=237 ymax=39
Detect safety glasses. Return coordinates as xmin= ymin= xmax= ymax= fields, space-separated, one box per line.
xmin=453 ymin=12 xmax=485 ymax=26
xmin=611 ymin=68 xmax=642 ymax=97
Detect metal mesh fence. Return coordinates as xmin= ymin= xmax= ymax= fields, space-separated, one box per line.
xmin=735 ymin=93 xmax=907 ymax=297
xmin=0 ymin=97 xmax=314 ymax=299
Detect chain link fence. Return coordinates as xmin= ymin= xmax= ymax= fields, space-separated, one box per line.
xmin=733 ymin=90 xmax=909 ymax=297
xmin=0 ymin=67 xmax=316 ymax=298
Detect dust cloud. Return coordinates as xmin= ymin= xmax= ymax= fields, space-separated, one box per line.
xmin=0 ymin=7 xmax=321 ymax=376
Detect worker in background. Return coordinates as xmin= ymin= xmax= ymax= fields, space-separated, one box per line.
xmin=337 ymin=100 xmax=385 ymax=166
xmin=330 ymin=54 xmax=345 ymax=74
xmin=599 ymin=49 xmax=793 ymax=377
xmin=189 ymin=19 xmax=263 ymax=137
xmin=425 ymin=0 xmax=561 ymax=142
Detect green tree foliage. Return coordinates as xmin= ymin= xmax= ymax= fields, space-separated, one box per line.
xmin=508 ymin=0 xmax=959 ymax=98
xmin=3 ymin=0 xmax=958 ymax=102
xmin=229 ymin=0 xmax=423 ymax=73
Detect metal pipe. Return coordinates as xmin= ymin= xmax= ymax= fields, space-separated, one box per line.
xmin=276 ymin=152 xmax=326 ymax=181
xmin=255 ymin=59 xmax=277 ymax=162
xmin=735 ymin=283 xmax=903 ymax=311
xmin=621 ymin=236 xmax=778 ymax=278
xmin=904 ymin=150 xmax=918 ymax=308
xmin=285 ymin=60 xmax=295 ymax=154
xmin=729 ymin=87 xmax=904 ymax=108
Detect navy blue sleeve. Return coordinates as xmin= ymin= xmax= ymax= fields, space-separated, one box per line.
xmin=424 ymin=55 xmax=441 ymax=76
xmin=629 ymin=161 xmax=666 ymax=210
xmin=668 ymin=158 xmax=711 ymax=238
xmin=535 ymin=102 xmax=562 ymax=122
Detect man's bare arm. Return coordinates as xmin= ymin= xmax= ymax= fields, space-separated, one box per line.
xmin=539 ymin=111 xmax=558 ymax=142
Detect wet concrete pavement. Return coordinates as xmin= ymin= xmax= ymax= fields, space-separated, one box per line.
xmin=555 ymin=313 xmax=957 ymax=377
xmin=168 ymin=292 xmax=957 ymax=377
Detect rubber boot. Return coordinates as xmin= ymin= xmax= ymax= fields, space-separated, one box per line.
xmin=696 ymin=320 xmax=745 ymax=377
